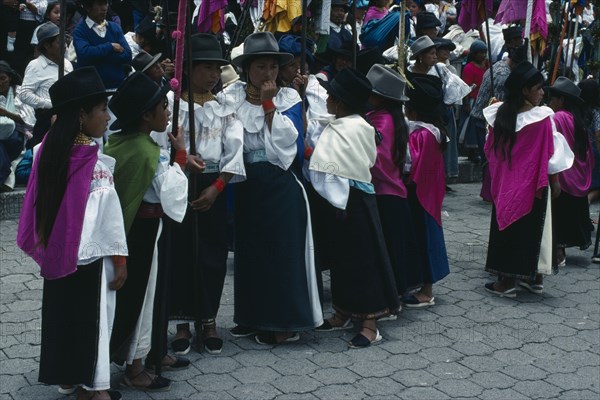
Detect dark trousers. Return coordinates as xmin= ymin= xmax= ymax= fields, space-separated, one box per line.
xmin=0 ymin=129 xmax=23 ymax=184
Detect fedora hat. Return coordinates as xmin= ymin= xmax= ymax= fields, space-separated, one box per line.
xmin=416 ymin=11 xmax=441 ymax=31
xmin=0 ymin=61 xmax=21 ymax=85
xmin=220 ymin=64 xmax=240 ymax=88
xmin=232 ymin=32 xmax=294 ymax=68
xmin=406 ymin=73 xmax=444 ymax=117
xmin=131 ymin=51 xmax=162 ymax=72
xmin=432 ymin=37 xmax=456 ymax=51
xmin=186 ymin=33 xmax=228 ymax=64
xmin=503 ymin=25 xmax=523 ymax=41
xmin=36 ymin=21 xmax=60 ymax=47
xmin=49 ymin=67 xmax=108 ymax=112
xmin=504 ymin=61 xmax=543 ymax=94
xmin=108 ymin=72 xmax=170 ymax=130
xmin=410 ymin=36 xmax=436 ymax=59
xmin=578 ymin=79 xmax=600 ymax=107
xmin=546 ymin=76 xmax=583 ymax=104
xmin=320 ymin=67 xmax=372 ymax=112
xmin=357 ymin=47 xmax=384 ymax=75
xmin=367 ymin=64 xmax=409 ymax=102
xmin=331 ymin=0 xmax=350 ymax=11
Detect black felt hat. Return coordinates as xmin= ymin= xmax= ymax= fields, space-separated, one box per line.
xmin=546 ymin=76 xmax=584 ymax=104
xmin=232 ymin=32 xmax=294 ymax=68
xmin=320 ymin=67 xmax=373 ymax=112
xmin=503 ymin=25 xmax=523 ymax=41
xmin=357 ymin=46 xmax=384 ymax=75
xmin=136 ymin=16 xmax=157 ymax=41
xmin=416 ymin=11 xmax=441 ymax=31
xmin=578 ymin=79 xmax=600 ymax=107
xmin=331 ymin=0 xmax=350 ymax=11
xmin=49 ymin=66 xmax=108 ymax=112
xmin=406 ymin=73 xmax=445 ymax=117
xmin=432 ymin=37 xmax=456 ymax=51
xmin=504 ymin=61 xmax=543 ymax=95
xmin=186 ymin=33 xmax=228 ymax=64
xmin=131 ymin=51 xmax=162 ymax=72
xmin=108 ymin=72 xmax=170 ymax=130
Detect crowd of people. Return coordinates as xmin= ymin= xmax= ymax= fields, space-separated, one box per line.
xmin=1 ymin=0 xmax=599 ymax=399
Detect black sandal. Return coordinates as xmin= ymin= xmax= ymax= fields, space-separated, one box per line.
xmin=348 ymin=326 xmax=382 ymax=349
xmin=121 ymin=370 xmax=171 ymax=392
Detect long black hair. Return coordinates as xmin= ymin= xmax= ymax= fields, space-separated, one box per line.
xmin=379 ymin=99 xmax=409 ymax=171
xmin=35 ymin=95 xmax=106 ymax=248
xmin=492 ymin=73 xmax=544 ymax=162
xmin=405 ymin=103 xmax=448 ymax=151
xmin=559 ymin=96 xmax=589 ymax=160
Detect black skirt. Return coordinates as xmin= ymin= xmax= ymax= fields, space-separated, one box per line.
xmin=234 ymin=162 xmax=318 ymax=331
xmin=376 ymin=195 xmax=421 ymax=294
xmin=39 ymin=259 xmax=102 ymax=386
xmin=552 ymin=191 xmax=593 ymax=250
xmin=169 ymin=172 xmax=229 ymax=322
xmin=486 ymin=189 xmax=548 ymax=280
xmin=327 ymin=188 xmax=400 ymax=319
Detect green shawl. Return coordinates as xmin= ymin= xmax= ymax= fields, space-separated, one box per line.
xmin=104 ymin=132 xmax=160 ymax=235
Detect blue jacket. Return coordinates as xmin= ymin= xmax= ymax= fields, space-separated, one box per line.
xmin=73 ymin=20 xmax=132 ymax=89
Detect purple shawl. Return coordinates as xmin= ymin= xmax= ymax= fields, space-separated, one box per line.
xmin=495 ymin=0 xmax=547 ymax=40
xmin=197 ymin=0 xmax=228 ymax=33
xmin=554 ymin=111 xmax=594 ymax=197
xmin=17 ymin=142 xmax=98 ymax=280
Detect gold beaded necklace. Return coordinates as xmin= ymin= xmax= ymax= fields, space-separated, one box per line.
xmin=73 ymin=132 xmax=92 ymax=145
xmin=182 ymin=91 xmax=215 ymax=106
xmin=245 ymin=84 xmax=262 ymax=104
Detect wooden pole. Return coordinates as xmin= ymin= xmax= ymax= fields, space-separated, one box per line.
xmin=482 ymin=10 xmax=495 ymax=98
xmin=524 ymin=0 xmax=533 ymax=62
xmin=551 ymin=3 xmax=570 ymax=84
xmin=58 ymin=0 xmax=67 ymax=78
xmin=300 ymin=0 xmax=308 ymax=98
xmin=351 ymin=0 xmax=357 ymax=68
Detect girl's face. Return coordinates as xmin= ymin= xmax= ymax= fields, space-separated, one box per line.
xmin=474 ymin=50 xmax=487 ymax=63
xmin=0 ymin=73 xmax=11 ymax=95
xmin=247 ymin=56 xmax=279 ymax=87
xmin=48 ymin=4 xmax=60 ymax=25
xmin=408 ymin=1 xmax=422 ymax=16
xmin=146 ymin=62 xmax=164 ymax=83
xmin=419 ymin=47 xmax=438 ymax=67
xmin=548 ymin=95 xmax=564 ymax=112
xmin=146 ymin=97 xmax=170 ymax=132
xmin=80 ymin=99 xmax=110 ymax=138
xmin=279 ymin=57 xmax=300 ymax=85
xmin=326 ymin=94 xmax=340 ymax=116
xmin=436 ymin=48 xmax=450 ymax=62
xmin=523 ymin=82 xmax=544 ymax=106
xmin=191 ymin=62 xmax=221 ymax=93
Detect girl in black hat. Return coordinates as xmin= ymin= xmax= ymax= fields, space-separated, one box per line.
xmin=164 ymin=33 xmax=246 ymax=356
xmin=547 ymin=78 xmax=594 ymax=267
xmin=401 ymin=74 xmax=450 ymax=308
xmin=309 ymin=67 xmax=400 ymax=348
xmin=482 ymin=62 xmax=574 ymax=298
xmin=105 ymin=72 xmax=189 ymax=392
xmin=221 ymin=31 xmax=323 ymax=345
xmin=17 ymin=67 xmax=128 ymax=400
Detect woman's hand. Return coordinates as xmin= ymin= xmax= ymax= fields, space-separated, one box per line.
xmin=190 ymin=185 xmax=219 ymax=212
xmin=291 ymin=73 xmax=308 ymax=94
xmin=110 ymin=264 xmax=127 ymax=290
xmin=186 ymin=154 xmax=205 ymax=173
xmin=260 ymin=80 xmax=278 ymax=101
xmin=550 ymin=175 xmax=561 ymax=199
xmin=168 ymin=125 xmax=186 ymax=151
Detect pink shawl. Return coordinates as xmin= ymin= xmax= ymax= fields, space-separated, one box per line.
xmin=458 ymin=0 xmax=493 ymax=31
xmin=495 ymin=0 xmax=547 ymax=40
xmin=409 ymin=127 xmax=445 ymax=226
xmin=553 ymin=111 xmax=594 ymax=197
xmin=484 ymin=118 xmax=554 ymax=230
xmin=17 ymin=142 xmax=98 ymax=280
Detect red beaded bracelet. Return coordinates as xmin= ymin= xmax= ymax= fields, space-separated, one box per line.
xmin=175 ymin=149 xmax=187 ymax=167
xmin=112 ymin=255 xmax=126 ymax=267
xmin=262 ymin=99 xmax=275 ymax=111
xmin=212 ymin=177 xmax=226 ymax=193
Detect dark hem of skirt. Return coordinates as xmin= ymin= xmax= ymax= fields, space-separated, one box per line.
xmin=552 ymin=191 xmax=593 ymax=250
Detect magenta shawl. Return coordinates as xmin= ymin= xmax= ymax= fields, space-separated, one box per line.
xmin=553 ymin=111 xmax=594 ymax=197
xmin=495 ymin=0 xmax=547 ymax=40
xmin=408 ymin=127 xmax=445 ymax=226
xmin=17 ymin=142 xmax=98 ymax=280
xmin=458 ymin=0 xmax=493 ymax=31
xmin=368 ymin=109 xmax=407 ymax=198
xmin=484 ymin=118 xmax=554 ymax=231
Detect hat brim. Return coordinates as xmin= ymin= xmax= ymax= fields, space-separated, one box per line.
xmin=435 ymin=42 xmax=456 ymax=51
xmin=545 ymin=87 xmax=585 ymax=104
xmin=410 ymin=45 xmax=436 ymax=60
xmin=232 ymin=52 xmax=294 ymax=68
xmin=189 ymin=55 xmax=230 ymax=65
xmin=110 ymin=84 xmax=171 ymax=130
xmin=51 ymin=90 xmax=111 ymax=113
xmin=372 ymin=87 xmax=409 ymax=102
xmin=141 ymin=52 xmax=163 ymax=72
xmin=319 ymin=78 xmax=368 ymax=111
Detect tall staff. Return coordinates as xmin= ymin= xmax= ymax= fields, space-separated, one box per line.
xmin=300 ymin=0 xmax=308 ymax=99
xmin=351 ymin=0 xmax=357 ymax=68
xmin=482 ymin=7 xmax=494 ymax=96
xmin=58 ymin=0 xmax=67 ymax=77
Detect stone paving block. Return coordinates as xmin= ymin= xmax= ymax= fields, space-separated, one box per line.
xmin=468 ymin=371 xmax=517 ymax=389
xmin=3 ymin=344 xmax=39 ymax=359
xmin=309 ymin=352 xmax=354 ymax=368
xmin=426 ymin=362 xmax=474 ymax=380
xmin=376 ymin=337 xmax=421 ymax=354
xmin=449 ymin=341 xmax=494 ymax=356
xmin=10 ymin=384 xmax=67 ymax=400
xmin=312 ymin=384 xmax=365 ymax=400
xmin=148 ymin=381 xmax=197 ymax=399
xmin=548 ymin=335 xmax=592 ymax=352
xmin=347 ymin=359 xmax=398 ymax=378
xmin=187 ymin=391 xmax=236 ymax=400
xmin=271 ymin=358 xmax=318 ymax=375
xmin=545 ymin=370 xmax=598 ymax=392
xmin=115 ymin=389 xmax=153 ymax=399
xmin=194 ymin=356 xmax=240 ymax=374
xmin=500 ymin=364 xmax=549 ymax=381
xmin=418 ymin=346 xmax=463 ymax=363
xmin=345 ymin=344 xmax=391 ymax=362
xmin=521 ymin=342 xmax=567 ymax=360
xmin=1 ymin=357 xmax=39 ymax=375
xmin=227 ymin=383 xmax=282 ymax=400
xmin=396 ymin=386 xmax=450 ymax=399
xmin=0 ymin=374 xmax=28 ymax=394
xmin=478 ymin=387 xmax=530 ymax=400
xmin=307 ymin=336 xmax=352 ymax=353
xmin=274 ymin=393 xmax=319 ymax=400
xmin=270 ymin=344 xmax=317 ymax=360
xmin=576 ymin=329 xmax=600 ymax=345
xmin=232 ymin=350 xmax=280 ymax=367
xmin=391 ymin=369 xmax=438 ymax=387
xmin=559 ymin=389 xmax=600 ymax=399
xmin=231 ymin=366 xmax=281 ymax=384
xmin=491 ymin=349 xmax=534 ymax=365
xmin=458 ymin=355 xmax=507 ymax=372
xmin=271 ymin=375 xmax=321 ymax=394
xmin=309 ymin=367 xmax=360 ymax=385
xmin=513 ymin=379 xmax=562 ymax=399
xmin=188 ymin=373 xmax=240 ymax=392
xmin=434 ymin=378 xmax=484 ymax=398
xmin=160 ymin=365 xmax=202 ymax=382
xmin=353 ymin=377 xmax=405 ymax=396
xmin=385 ymin=353 xmax=431 ymax=370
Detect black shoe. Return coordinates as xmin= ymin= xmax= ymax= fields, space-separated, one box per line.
xmin=592 ymin=253 xmax=600 ymax=264
xmin=171 ymin=337 xmax=191 ymax=355
xmin=203 ymin=336 xmax=223 ymax=354
xmin=230 ymin=325 xmax=257 ymax=338
xmin=255 ymin=332 xmax=300 ymax=345
xmin=108 ymin=390 xmax=122 ymax=400
xmin=145 ymin=355 xmax=190 ymax=371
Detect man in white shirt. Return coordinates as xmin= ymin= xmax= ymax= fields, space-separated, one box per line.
xmin=19 ymin=21 xmax=73 ymax=148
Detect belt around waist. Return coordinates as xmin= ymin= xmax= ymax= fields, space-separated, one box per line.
xmin=244 ymin=149 xmax=268 ymax=164
xmin=136 ymin=203 xmax=164 ymax=219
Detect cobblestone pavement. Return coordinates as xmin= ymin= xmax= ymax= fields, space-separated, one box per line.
xmin=1 ymin=183 xmax=599 ymax=400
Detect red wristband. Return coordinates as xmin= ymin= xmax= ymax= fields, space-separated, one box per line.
xmin=112 ymin=255 xmax=126 ymax=267
xmin=175 ymin=149 xmax=187 ymax=167
xmin=212 ymin=177 xmax=226 ymax=193
xmin=262 ymin=100 xmax=275 ymax=111
xmin=304 ymin=146 xmax=314 ymax=160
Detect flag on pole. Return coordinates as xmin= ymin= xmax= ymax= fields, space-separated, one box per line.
xmin=262 ymin=0 xmax=307 ymax=33
xmin=457 ymin=0 xmax=493 ymax=32
xmin=495 ymin=0 xmax=548 ymax=55
xmin=197 ymin=0 xmax=228 ymax=33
